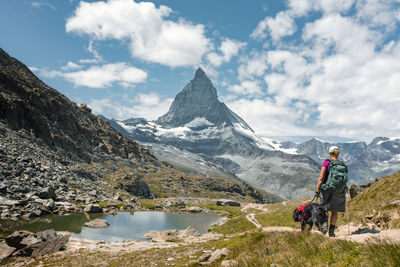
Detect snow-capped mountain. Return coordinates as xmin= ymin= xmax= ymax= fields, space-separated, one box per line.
xmin=105 ymin=68 xmax=320 ymax=199
xmin=291 ymin=137 xmax=400 ymax=184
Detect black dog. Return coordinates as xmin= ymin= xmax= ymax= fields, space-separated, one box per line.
xmin=293 ymin=203 xmax=328 ymax=234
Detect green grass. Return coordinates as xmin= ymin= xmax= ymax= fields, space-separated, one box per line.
xmin=217 ymin=231 xmax=400 ymax=267
xmin=341 ymin=171 xmax=400 ymax=228
xmin=256 ymin=199 xmax=306 ymax=228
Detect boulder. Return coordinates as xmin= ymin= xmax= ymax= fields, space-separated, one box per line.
xmin=186 ymin=206 xmax=202 ymax=213
xmin=5 ymin=229 xmax=70 ymax=257
xmin=5 ymin=230 xmax=33 ymax=249
xmin=216 ymin=199 xmax=240 ymax=207
xmin=16 ymin=231 xmax=71 ymax=257
xmin=0 ymin=242 xmax=16 ymax=262
xmin=199 ymin=248 xmax=229 ymax=265
xmin=84 ymin=204 xmax=103 ymax=213
xmin=38 ymin=186 xmax=56 ymax=200
xmin=84 ymin=218 xmax=110 ymax=228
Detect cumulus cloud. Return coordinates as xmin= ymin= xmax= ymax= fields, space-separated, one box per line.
xmin=33 ymin=62 xmax=147 ymax=88
xmin=238 ymin=0 xmax=400 ymax=141
xmin=206 ymin=38 xmax=246 ymax=67
xmin=66 ymin=0 xmax=210 ymax=67
xmin=251 ymin=11 xmax=296 ymax=41
xmin=61 ymin=61 xmax=82 ymax=71
xmin=88 ymin=93 xmax=173 ymax=120
xmin=227 ymin=80 xmax=263 ymax=96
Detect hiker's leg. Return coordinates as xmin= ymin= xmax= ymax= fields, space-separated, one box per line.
xmin=329 ymin=212 xmax=338 ymax=237
xmin=330 ymin=212 xmax=338 ymax=225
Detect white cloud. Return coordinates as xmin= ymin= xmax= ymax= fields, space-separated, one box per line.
xmin=207 ymin=38 xmax=246 ymax=67
xmin=66 ymin=0 xmax=210 ymax=67
xmin=61 ymin=61 xmax=82 ymax=71
xmin=240 ymin=1 xmax=400 ymax=141
xmin=33 ymin=62 xmax=147 ymax=88
xmin=227 ymin=80 xmax=263 ymax=96
xmin=88 ymin=93 xmax=173 ymax=120
xmin=31 ymin=2 xmax=56 ymax=10
xmin=64 ymin=63 xmax=147 ymax=88
xmin=251 ymin=11 xmax=296 ymax=41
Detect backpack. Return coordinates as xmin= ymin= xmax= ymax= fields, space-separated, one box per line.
xmin=321 ymin=159 xmax=348 ymax=193
xmin=292 ymin=203 xmax=310 ymax=224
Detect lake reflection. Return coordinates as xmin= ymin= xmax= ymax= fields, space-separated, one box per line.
xmin=0 ymin=211 xmax=221 ymax=242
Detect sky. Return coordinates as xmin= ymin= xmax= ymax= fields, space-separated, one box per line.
xmin=1 ymin=0 xmax=400 ymax=143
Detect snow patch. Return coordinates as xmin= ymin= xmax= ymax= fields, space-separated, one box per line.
xmin=184 ymin=117 xmax=214 ymax=128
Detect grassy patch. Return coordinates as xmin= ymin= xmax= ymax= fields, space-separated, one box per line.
xmin=210 ymin=215 xmax=256 ymax=235
xmin=341 ymin=171 xmax=400 ymax=228
xmin=256 ymin=199 xmax=306 ymax=228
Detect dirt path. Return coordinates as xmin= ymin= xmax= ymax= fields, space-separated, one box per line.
xmin=241 ymin=202 xmax=400 ymax=244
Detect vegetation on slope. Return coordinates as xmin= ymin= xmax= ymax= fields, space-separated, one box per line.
xmin=341 ymin=171 xmax=400 ymax=228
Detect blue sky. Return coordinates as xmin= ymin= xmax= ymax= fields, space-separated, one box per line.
xmin=1 ymin=0 xmax=400 ymax=143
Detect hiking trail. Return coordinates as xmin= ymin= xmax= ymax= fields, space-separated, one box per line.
xmin=241 ymin=203 xmax=400 ymax=244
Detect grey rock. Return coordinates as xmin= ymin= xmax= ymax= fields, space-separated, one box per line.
xmin=216 ymin=199 xmax=240 ymax=207
xmin=15 ymin=230 xmax=70 ymax=257
xmin=84 ymin=218 xmax=110 ymax=228
xmin=84 ymin=204 xmax=103 ymax=213
xmin=5 ymin=230 xmax=34 ymax=249
xmin=38 ymin=187 xmax=56 ymax=200
xmin=0 ymin=242 xmax=16 ymax=262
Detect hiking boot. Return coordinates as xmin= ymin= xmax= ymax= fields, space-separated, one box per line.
xmin=329 ymin=225 xmax=336 ymax=237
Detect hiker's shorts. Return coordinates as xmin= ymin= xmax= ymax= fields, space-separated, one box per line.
xmin=320 ymin=189 xmax=346 ymax=212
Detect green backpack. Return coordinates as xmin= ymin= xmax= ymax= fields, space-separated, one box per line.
xmin=321 ymin=159 xmax=348 ymax=193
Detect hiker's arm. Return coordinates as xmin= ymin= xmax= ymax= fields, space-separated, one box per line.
xmin=316 ymin=167 xmax=327 ymax=193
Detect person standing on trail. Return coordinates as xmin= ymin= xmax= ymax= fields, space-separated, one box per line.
xmin=316 ymin=146 xmax=348 ymax=237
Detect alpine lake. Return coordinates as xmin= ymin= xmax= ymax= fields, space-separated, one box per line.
xmin=0 ymin=211 xmax=222 ymax=242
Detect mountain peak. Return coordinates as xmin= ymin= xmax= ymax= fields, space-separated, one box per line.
xmin=156 ymin=69 xmax=253 ymax=131
xmin=195 ymin=67 xmax=206 ymax=79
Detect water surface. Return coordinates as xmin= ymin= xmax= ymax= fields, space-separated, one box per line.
xmin=0 ymin=211 xmax=221 ymax=242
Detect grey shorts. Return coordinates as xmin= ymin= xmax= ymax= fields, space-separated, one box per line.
xmin=320 ymin=189 xmax=346 ymax=212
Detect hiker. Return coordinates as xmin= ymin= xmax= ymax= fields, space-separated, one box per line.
xmin=316 ymin=146 xmax=348 ymax=237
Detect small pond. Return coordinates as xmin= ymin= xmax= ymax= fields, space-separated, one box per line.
xmin=0 ymin=211 xmax=222 ymax=242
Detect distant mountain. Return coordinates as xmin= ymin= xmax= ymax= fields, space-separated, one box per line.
xmin=293 ymin=137 xmax=400 ymax=184
xmin=107 ymin=68 xmax=320 ymax=199
xmin=0 ymin=48 xmax=276 ymax=220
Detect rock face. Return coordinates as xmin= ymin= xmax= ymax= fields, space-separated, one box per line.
xmin=5 ymin=229 xmax=70 ymax=257
xmin=107 ymin=68 xmax=320 ymax=199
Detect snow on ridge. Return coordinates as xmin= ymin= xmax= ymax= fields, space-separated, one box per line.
xmin=184 ymin=117 xmax=214 ymax=128
xmin=116 ymin=121 xmax=136 ymax=132
xmin=233 ymin=123 xmax=275 ymax=151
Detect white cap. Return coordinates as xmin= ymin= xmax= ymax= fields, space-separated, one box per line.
xmin=329 ymin=146 xmax=339 ymax=153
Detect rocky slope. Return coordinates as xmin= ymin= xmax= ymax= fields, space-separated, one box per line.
xmin=108 ymin=68 xmax=320 ymax=199
xmin=0 ymin=48 xmax=275 ymax=220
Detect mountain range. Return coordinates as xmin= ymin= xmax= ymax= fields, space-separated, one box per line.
xmin=106 ymin=68 xmax=400 ymax=199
